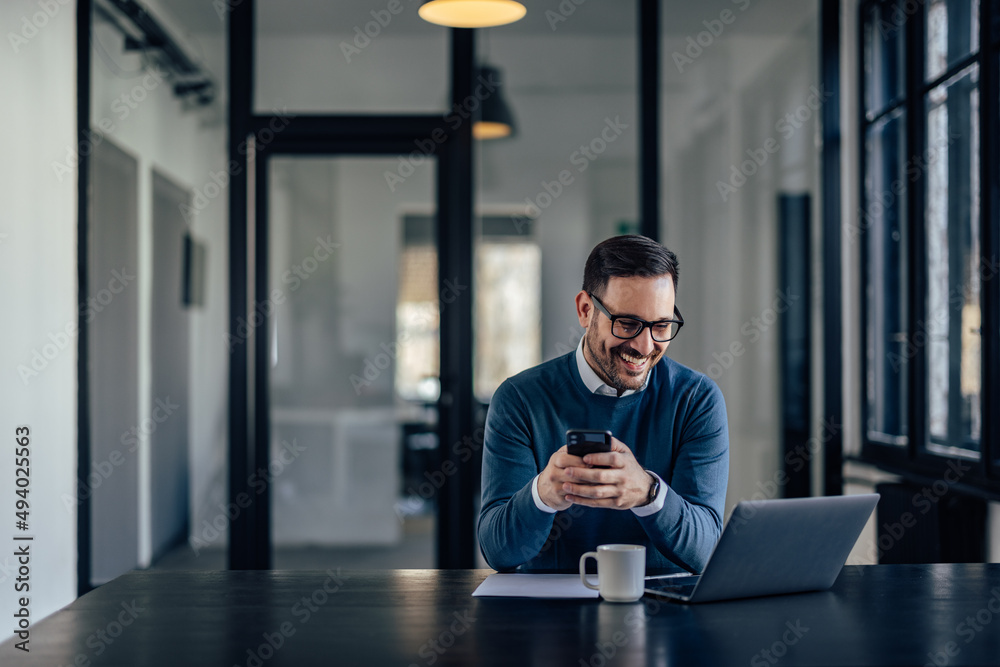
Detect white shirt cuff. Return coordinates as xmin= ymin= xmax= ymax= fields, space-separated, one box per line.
xmin=531 ymin=475 xmax=558 ymax=514
xmin=630 ymin=472 xmax=667 ymax=517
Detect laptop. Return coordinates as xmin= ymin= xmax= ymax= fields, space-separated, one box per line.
xmin=644 ymin=493 xmax=879 ymax=603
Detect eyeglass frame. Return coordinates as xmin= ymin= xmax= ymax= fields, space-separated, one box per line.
xmin=587 ymin=292 xmax=684 ymax=342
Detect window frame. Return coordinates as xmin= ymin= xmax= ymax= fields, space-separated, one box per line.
xmin=857 ymin=0 xmax=1000 ymax=498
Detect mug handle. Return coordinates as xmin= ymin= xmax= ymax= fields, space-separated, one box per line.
xmin=579 ymin=551 xmax=600 ymax=591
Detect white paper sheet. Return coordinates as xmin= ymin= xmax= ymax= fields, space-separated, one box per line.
xmin=472 ymin=573 xmax=600 ymax=599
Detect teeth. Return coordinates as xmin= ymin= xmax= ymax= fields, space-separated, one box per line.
xmin=619 ymin=352 xmax=645 ymax=365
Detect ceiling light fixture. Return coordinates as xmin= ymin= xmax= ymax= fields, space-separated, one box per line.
xmin=418 ymin=0 xmax=526 ymax=28
xmin=473 ymin=65 xmax=516 ymax=140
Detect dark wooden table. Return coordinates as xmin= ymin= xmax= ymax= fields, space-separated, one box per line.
xmin=3 ymin=564 xmax=1000 ymax=665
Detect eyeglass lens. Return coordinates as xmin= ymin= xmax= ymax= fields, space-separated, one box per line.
xmin=612 ymin=319 xmax=678 ymax=342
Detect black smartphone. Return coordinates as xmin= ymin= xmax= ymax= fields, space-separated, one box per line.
xmin=566 ymin=429 xmax=612 ymax=458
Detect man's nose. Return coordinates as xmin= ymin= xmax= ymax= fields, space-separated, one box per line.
xmin=633 ymin=327 xmax=656 ymax=356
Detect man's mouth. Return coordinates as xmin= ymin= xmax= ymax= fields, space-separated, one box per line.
xmin=617 ymin=349 xmax=648 ymax=372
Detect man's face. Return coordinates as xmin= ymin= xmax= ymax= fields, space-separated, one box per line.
xmin=576 ymin=275 xmax=676 ymax=395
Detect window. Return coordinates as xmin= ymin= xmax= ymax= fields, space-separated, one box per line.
xmin=395 ymin=215 xmax=541 ymax=403
xmin=859 ymin=0 xmax=1000 ymax=491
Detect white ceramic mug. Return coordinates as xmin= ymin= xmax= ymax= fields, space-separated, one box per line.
xmin=579 ymin=544 xmax=646 ymax=602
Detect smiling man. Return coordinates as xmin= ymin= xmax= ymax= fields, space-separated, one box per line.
xmin=478 ymin=235 xmax=729 ymax=574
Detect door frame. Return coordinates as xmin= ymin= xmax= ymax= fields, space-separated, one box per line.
xmin=227 ymin=1 xmax=477 ymax=568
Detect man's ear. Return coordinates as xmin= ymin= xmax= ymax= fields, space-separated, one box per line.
xmin=574 ymin=290 xmax=592 ymax=328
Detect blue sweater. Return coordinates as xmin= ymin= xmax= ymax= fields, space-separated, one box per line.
xmin=478 ymin=352 xmax=729 ymax=574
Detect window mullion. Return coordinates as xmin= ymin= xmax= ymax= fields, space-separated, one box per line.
xmin=980 ymin=4 xmax=1000 ymax=474
xmin=906 ymin=0 xmax=928 ymax=462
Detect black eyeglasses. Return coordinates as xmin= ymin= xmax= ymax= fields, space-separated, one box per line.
xmin=588 ymin=293 xmax=684 ymax=343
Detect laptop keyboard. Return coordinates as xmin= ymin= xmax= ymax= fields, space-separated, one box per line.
xmin=646 ymin=575 xmax=700 ymax=595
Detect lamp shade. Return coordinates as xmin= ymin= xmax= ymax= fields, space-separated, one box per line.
xmin=418 ymin=0 xmax=526 ymax=28
xmin=473 ymin=65 xmax=516 ymax=140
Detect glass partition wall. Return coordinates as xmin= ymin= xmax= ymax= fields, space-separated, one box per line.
xmin=267 ymin=157 xmax=437 ymax=568
xmin=218 ymin=0 xmax=826 ymax=571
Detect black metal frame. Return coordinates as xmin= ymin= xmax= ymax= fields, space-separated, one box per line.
xmin=780 ymin=193 xmax=814 ymax=498
xmin=986 ymin=8 xmax=1000 ymax=475
xmin=76 ymin=0 xmax=94 ymax=596
xmin=436 ymin=28 xmax=478 ymax=568
xmin=857 ymin=0 xmax=1000 ymax=499
xmin=226 ymin=0 xmax=479 ymax=569
xmin=822 ymin=0 xmax=844 ymax=496
xmin=639 ymin=0 xmax=661 ymax=241
xmin=227 ymin=0 xmax=256 ymax=570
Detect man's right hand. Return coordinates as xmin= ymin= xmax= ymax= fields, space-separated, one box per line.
xmin=537 ymin=446 xmax=590 ymax=511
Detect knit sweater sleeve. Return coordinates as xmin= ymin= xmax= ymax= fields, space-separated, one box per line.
xmin=635 ymin=376 xmax=729 ymax=573
xmin=477 ymin=380 xmax=557 ymax=571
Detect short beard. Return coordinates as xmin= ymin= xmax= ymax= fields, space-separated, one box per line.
xmin=584 ymin=327 xmax=655 ymax=394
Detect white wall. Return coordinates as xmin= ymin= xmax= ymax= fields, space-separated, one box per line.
xmin=0 ymin=0 xmax=229 ymax=639
xmin=88 ymin=9 xmax=227 ymax=566
xmin=660 ymin=21 xmax=821 ymax=519
xmin=0 ymin=0 xmax=80 ymax=642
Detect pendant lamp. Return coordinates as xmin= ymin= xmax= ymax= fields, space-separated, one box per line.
xmin=473 ymin=65 xmax=516 ymax=140
xmin=418 ymin=0 xmax=526 ymax=28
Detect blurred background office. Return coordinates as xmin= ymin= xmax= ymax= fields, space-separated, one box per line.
xmin=2 ymin=0 xmax=998 ymax=637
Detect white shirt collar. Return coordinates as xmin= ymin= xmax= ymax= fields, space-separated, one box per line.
xmin=575 ymin=336 xmax=648 ymax=398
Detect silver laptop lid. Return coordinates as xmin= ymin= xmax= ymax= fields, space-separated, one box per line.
xmin=689 ymin=494 xmax=879 ymax=603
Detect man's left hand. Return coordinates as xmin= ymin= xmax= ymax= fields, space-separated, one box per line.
xmin=562 ymin=437 xmax=654 ymax=510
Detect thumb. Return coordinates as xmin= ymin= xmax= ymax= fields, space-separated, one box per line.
xmin=609 ymin=437 xmax=631 ymax=453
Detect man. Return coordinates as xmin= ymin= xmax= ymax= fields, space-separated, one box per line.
xmin=478 ymin=235 xmax=729 ymax=574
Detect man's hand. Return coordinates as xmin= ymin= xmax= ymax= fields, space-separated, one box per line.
xmin=561 ymin=437 xmax=653 ymax=510
xmin=537 ymin=445 xmax=588 ymax=511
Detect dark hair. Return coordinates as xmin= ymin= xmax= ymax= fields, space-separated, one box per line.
xmin=582 ymin=235 xmax=679 ymax=297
